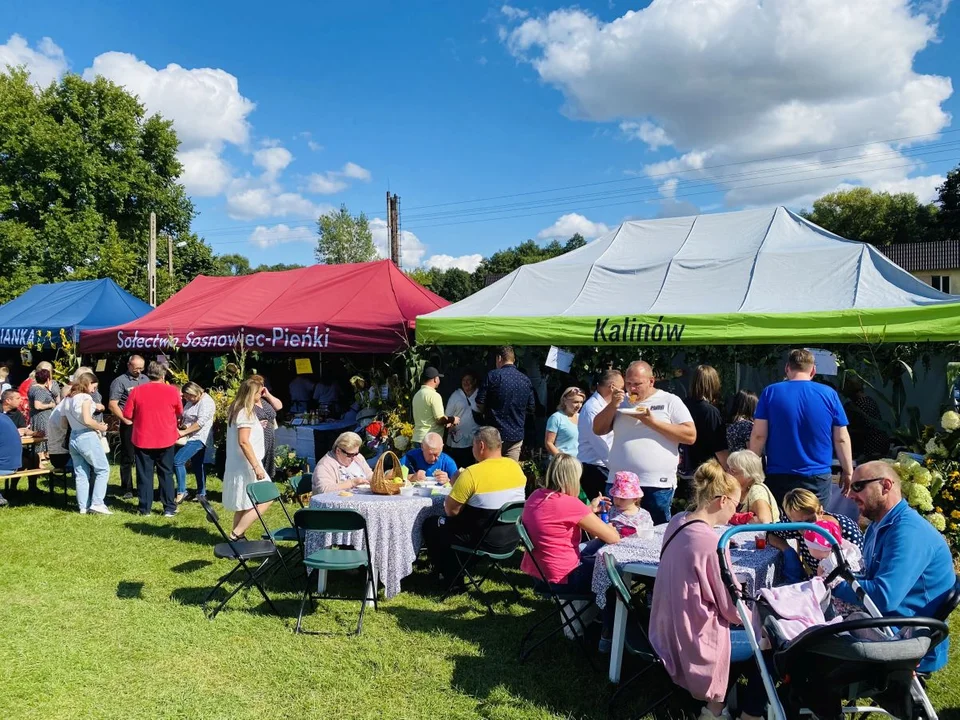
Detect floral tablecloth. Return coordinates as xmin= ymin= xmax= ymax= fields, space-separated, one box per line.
xmin=591 ymin=524 xmax=782 ymax=608
xmin=306 ymin=488 xmax=446 ymax=598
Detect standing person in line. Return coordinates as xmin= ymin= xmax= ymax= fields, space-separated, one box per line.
xmin=28 ymin=367 xmax=57 ymax=464
xmin=222 ymin=377 xmax=271 ymax=540
xmin=725 ymin=390 xmax=758 ymax=454
xmin=174 ymin=382 xmax=216 ymax=503
xmin=578 ymin=369 xmax=624 ymax=500
xmin=544 ymin=386 xmax=585 ymax=458
xmin=476 ymin=346 xmax=535 ymax=462
xmin=108 ymin=355 xmax=147 ymax=499
xmin=63 ymin=372 xmax=112 ymax=515
xmin=71 ymin=367 xmax=106 ymax=423
xmin=124 ymin=362 xmax=183 ymax=517
xmin=682 ymin=365 xmax=729 ymax=471
xmin=412 ymin=367 xmax=457 ymax=448
xmin=251 ymin=375 xmax=283 ymax=481
xmin=594 ymin=361 xmax=695 ymax=525
xmin=749 ymin=349 xmax=853 ymax=507
xmin=444 ymin=370 xmax=480 ymax=470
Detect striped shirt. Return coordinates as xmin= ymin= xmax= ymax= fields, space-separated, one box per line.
xmin=448 ymin=457 xmax=526 ymax=549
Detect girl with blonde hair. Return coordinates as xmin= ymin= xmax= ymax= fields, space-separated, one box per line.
xmin=222 ymin=377 xmax=271 ymax=539
xmin=650 ymin=460 xmax=767 ymax=720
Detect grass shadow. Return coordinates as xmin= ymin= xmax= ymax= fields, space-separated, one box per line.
xmin=116 ymin=581 xmax=144 ymax=600
xmin=124 ymin=521 xmax=221 ymax=546
xmin=169 ymin=584 xmax=300 ymax=621
xmin=171 ymin=559 xmax=212 ymax=574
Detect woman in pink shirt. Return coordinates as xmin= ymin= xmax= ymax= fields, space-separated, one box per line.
xmin=649 ymin=460 xmax=766 ymax=720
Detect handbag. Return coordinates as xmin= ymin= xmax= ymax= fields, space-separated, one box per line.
xmin=99 ymin=433 xmax=110 ymax=454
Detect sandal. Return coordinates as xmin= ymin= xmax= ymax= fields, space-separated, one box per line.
xmin=228 ymin=532 xmax=247 ymax=542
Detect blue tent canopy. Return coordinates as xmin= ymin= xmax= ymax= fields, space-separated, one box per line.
xmin=0 ymin=279 xmax=153 ymax=348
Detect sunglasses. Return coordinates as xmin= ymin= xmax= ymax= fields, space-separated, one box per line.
xmin=338 ymin=448 xmax=361 ymax=458
xmin=849 ymin=477 xmax=884 ymax=494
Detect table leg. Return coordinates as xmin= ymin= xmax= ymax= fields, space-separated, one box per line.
xmin=608 ymin=570 xmax=632 ymax=684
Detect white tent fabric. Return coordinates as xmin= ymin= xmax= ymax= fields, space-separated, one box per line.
xmin=416 ymin=207 xmax=960 ymax=346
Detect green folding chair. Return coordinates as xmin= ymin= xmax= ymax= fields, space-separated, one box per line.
xmin=517 ymin=522 xmax=597 ymax=670
xmin=441 ymin=500 xmax=525 ymax=611
xmin=286 ymin=472 xmax=314 ymax=508
xmin=603 ymin=552 xmax=676 ymax=718
xmin=293 ymin=508 xmax=377 ymax=635
xmin=246 ymin=481 xmax=306 ymax=571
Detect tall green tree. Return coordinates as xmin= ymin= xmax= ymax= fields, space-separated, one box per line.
xmin=936 ymin=166 xmax=960 ymax=242
xmin=315 ymin=204 xmax=377 ymax=265
xmin=471 ymin=233 xmax=587 ymax=287
xmin=800 ymin=187 xmax=938 ymax=246
xmin=0 ymin=68 xmax=197 ymax=302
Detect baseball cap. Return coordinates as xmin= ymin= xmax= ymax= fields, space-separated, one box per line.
xmin=423 ymin=366 xmax=443 ymax=380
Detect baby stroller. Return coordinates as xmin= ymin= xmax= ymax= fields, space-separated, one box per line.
xmin=718 ymin=523 xmax=950 ymax=720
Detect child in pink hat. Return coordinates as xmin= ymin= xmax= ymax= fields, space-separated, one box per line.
xmin=608 ymin=471 xmax=654 ymax=539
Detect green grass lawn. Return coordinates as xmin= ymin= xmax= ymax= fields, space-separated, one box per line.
xmin=1 ymin=469 xmax=960 ymax=720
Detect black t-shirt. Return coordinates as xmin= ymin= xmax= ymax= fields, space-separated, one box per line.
xmin=682 ymin=398 xmax=728 ymax=470
xmin=4 ymin=409 xmax=26 ymax=429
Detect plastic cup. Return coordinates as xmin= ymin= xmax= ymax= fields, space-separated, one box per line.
xmin=755 ymin=535 xmax=767 ymax=550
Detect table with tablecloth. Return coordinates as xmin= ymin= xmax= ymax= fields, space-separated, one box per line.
xmin=596 ymin=523 xmax=782 ymax=683
xmin=306 ymin=487 xmax=447 ymax=599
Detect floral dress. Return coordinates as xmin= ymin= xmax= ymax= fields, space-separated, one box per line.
xmin=28 ymin=382 xmax=56 ymax=454
xmin=254 ymin=400 xmax=277 ymax=479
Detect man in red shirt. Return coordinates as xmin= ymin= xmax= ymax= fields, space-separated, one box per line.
xmin=124 ymin=361 xmax=183 ymax=517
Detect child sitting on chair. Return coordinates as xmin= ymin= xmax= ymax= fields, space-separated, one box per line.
xmin=607 ymin=471 xmax=655 ymax=539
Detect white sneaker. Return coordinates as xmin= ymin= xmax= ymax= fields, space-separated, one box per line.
xmin=79 ymin=508 xmax=87 ymax=515
xmin=88 ymin=505 xmax=114 ymax=515
xmin=698 ymin=708 xmax=731 ymax=720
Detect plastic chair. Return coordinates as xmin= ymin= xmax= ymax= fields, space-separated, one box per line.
xmin=198 ymin=497 xmax=284 ymax=620
xmin=440 ymin=500 xmax=525 ymax=610
xmin=293 ymin=508 xmax=377 ymax=635
xmin=517 ymin=522 xmax=597 ymax=670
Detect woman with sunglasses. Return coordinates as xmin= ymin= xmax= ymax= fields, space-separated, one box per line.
xmin=544 ymin=386 xmax=585 ymax=458
xmin=313 ymin=431 xmax=372 ymax=494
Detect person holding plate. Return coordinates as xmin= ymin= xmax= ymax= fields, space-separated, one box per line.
xmin=401 ymin=432 xmax=459 ymax=484
xmin=593 ymin=360 xmax=695 ymax=525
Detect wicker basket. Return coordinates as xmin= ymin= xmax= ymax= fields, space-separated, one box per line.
xmin=370 ymin=451 xmax=404 ymax=495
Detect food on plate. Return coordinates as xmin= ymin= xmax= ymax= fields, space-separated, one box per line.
xmin=338 ymin=491 xmax=353 ymax=497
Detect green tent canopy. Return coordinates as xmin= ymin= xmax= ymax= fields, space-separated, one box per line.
xmin=416 ymin=207 xmax=960 ymax=346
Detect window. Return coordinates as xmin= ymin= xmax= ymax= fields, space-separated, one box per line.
xmin=932 ymin=275 xmax=951 ymax=294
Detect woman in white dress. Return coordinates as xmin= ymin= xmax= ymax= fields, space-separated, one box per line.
xmin=222 ymin=377 xmax=271 ymax=540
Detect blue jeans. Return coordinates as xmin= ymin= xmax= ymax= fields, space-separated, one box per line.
xmin=174 ymin=440 xmax=207 ymax=496
xmin=640 ymin=486 xmax=674 ymax=525
xmin=730 ymin=629 xmax=768 ymax=717
xmin=69 ymin=431 xmax=110 ymax=511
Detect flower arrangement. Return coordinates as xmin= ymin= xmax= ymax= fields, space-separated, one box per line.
xmin=21 ymin=328 xmax=79 ymax=385
xmin=274 ymin=445 xmax=306 ymax=476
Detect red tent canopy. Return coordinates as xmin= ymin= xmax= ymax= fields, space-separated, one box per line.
xmin=79 ymin=260 xmax=448 ymax=354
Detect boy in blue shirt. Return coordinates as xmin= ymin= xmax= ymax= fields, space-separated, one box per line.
xmin=402 ymin=432 xmax=459 ymax=483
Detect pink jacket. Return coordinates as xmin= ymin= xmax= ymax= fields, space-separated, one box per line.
xmin=649 ymin=514 xmax=742 ymax=703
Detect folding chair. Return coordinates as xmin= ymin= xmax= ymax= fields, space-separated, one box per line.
xmin=293 ymin=508 xmax=377 ymax=635
xmin=440 ymin=500 xmax=525 ymax=610
xmin=517 ymin=522 xmax=597 ymax=669
xmin=286 ymin=473 xmax=313 ymax=508
xmin=198 ymin=497 xmax=284 ymax=619
xmin=603 ymin=552 xmax=677 ymax=719
xmin=246 ymin=480 xmax=305 ymax=571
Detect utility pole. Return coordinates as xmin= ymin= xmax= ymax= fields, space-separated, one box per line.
xmin=148 ymin=212 xmax=157 ymax=307
xmin=167 ymin=234 xmax=174 ymax=277
xmin=386 ymin=192 xmax=401 ymax=267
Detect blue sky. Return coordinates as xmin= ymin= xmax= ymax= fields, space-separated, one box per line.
xmin=3 ymin=1 xmax=960 ymax=271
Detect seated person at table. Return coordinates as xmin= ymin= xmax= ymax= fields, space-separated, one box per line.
xmin=1 ymin=389 xmax=31 ymax=436
xmin=726 ymin=449 xmax=779 ymax=524
xmin=833 ymin=461 xmax=955 ymax=673
xmin=768 ymin=488 xmax=862 ymax=582
xmin=650 ymin=460 xmax=768 ymax=720
xmin=401 ymin=432 xmax=458 ymax=484
xmin=0 ymin=412 xmax=23 ymax=506
xmin=422 ymin=426 xmax=525 ymax=584
xmin=313 ymin=431 xmax=373 ymax=494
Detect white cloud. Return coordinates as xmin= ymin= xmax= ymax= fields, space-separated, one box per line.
xmin=253 ymin=146 xmax=293 ymax=181
xmin=305 ymin=162 xmax=372 ymax=194
xmin=0 ymin=34 xmax=67 ymax=87
xmin=425 ymin=254 xmax=485 ymax=272
xmin=537 ymin=213 xmax=610 ymax=240
xmin=308 ymin=140 xmax=323 ymax=152
xmin=659 ymin=178 xmax=678 ymax=199
xmin=370 ymin=217 xmax=427 ymax=268
xmin=505 ymin=1 xmax=953 ymax=206
xmin=501 ymin=5 xmax=530 ymax=21
xmin=620 ymin=120 xmax=671 ymax=150
xmin=178 ymin=147 xmax=232 ymax=197
xmin=226 ymin=186 xmax=326 ymax=221
xmin=837 ymin=174 xmax=945 ymax=204
xmin=249 ymin=223 xmax=314 ymax=248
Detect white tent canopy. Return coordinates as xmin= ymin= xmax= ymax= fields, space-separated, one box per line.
xmin=416 ymin=207 xmax=960 ymax=346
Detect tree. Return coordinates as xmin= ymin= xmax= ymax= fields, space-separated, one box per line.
xmin=936 ymin=166 xmax=960 ymax=242
xmin=213 ymin=253 xmax=253 ymax=276
xmin=315 ymin=204 xmax=377 ymax=265
xmin=0 ymin=68 xmax=197 ymax=302
xmin=800 ymin=187 xmax=938 ymax=246
xmin=430 ymin=268 xmax=475 ymax=302
xmin=471 ymin=233 xmax=588 ymax=287
xmin=251 ymin=262 xmax=306 ymax=273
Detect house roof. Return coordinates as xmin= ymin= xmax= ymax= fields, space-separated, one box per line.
xmin=876 ymin=239 xmax=960 ymax=273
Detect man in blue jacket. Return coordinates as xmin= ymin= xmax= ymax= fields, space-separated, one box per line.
xmin=834 ymin=461 xmax=955 ymax=672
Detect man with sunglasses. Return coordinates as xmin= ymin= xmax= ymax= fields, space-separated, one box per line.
xmin=833 ymin=461 xmax=954 ymax=672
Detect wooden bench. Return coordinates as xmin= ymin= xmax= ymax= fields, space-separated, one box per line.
xmin=0 ymin=468 xmax=49 ymax=493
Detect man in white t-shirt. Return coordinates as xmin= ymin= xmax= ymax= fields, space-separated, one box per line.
xmin=593 ymin=360 xmax=696 ymax=524
xmin=577 ymin=368 xmax=624 ymax=499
